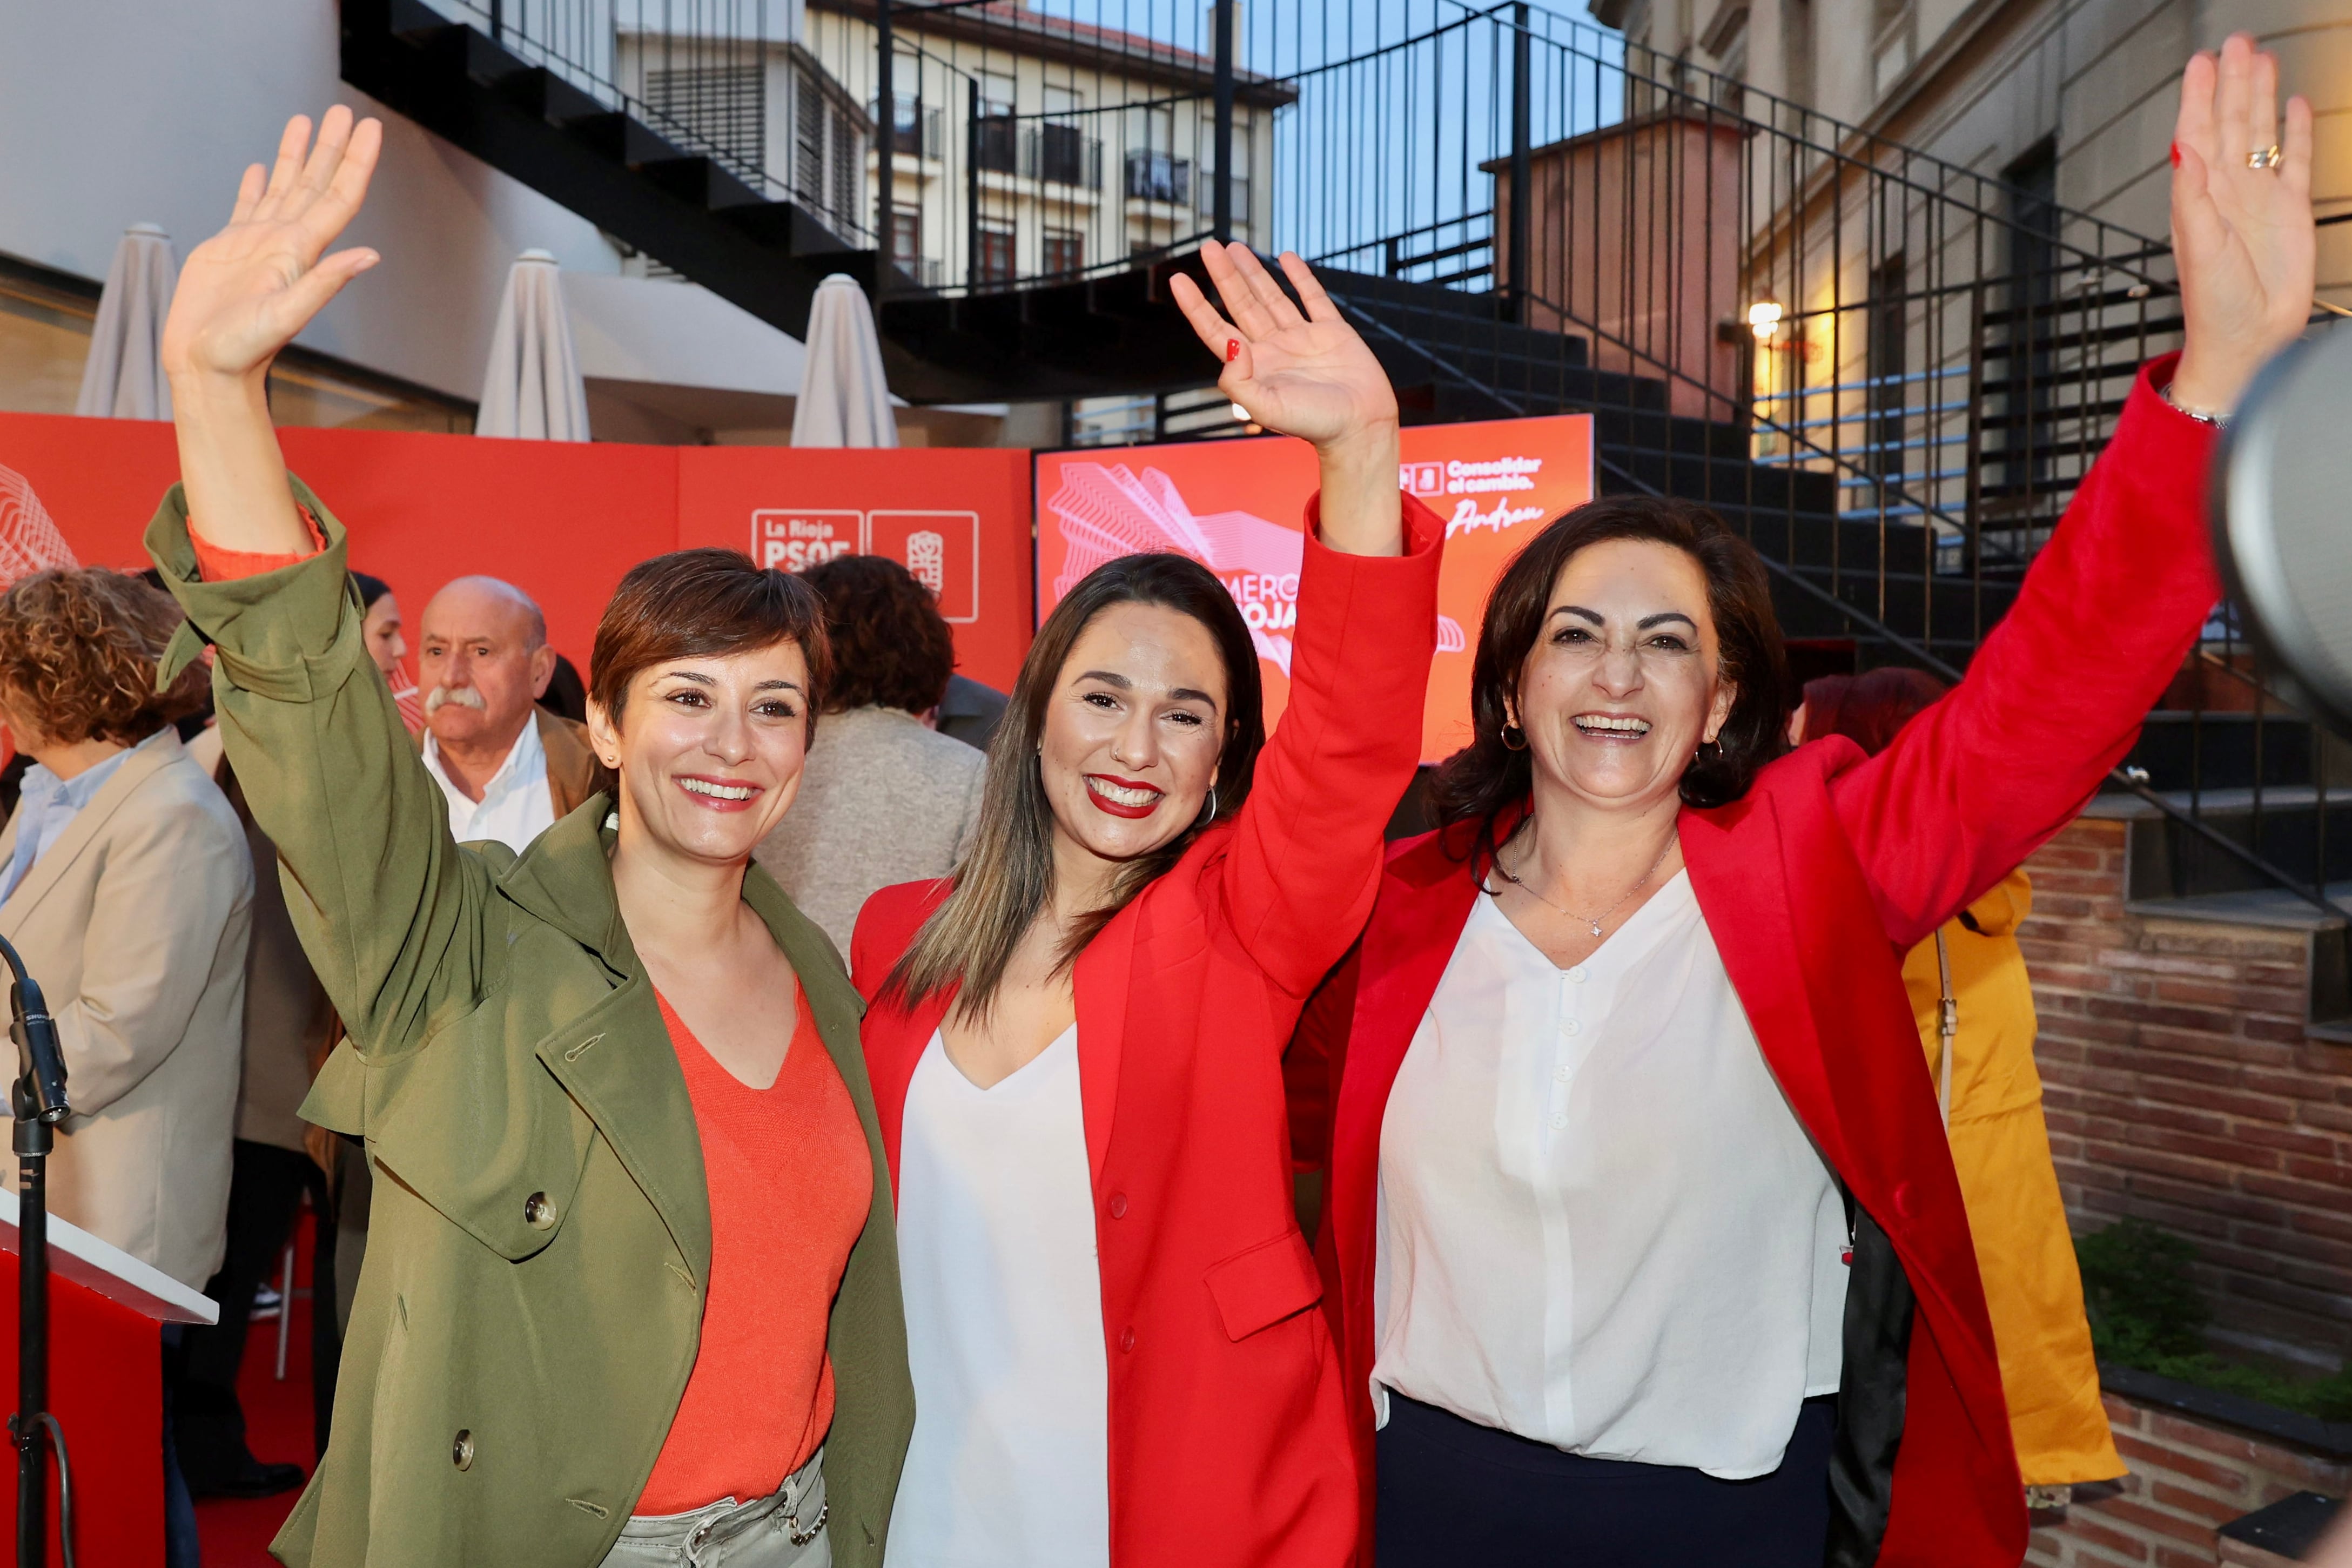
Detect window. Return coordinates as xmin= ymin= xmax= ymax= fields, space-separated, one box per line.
xmin=892 ymin=211 xmax=923 ymax=267
xmin=1126 ymin=149 xmax=1191 ymax=204
xmin=978 ymin=71 xmax=1015 ymax=118
xmin=0 ymin=255 xmax=472 ymax=430
xmin=645 ymin=65 xmax=764 ymax=173
xmin=1032 ymin=123 xmax=1097 ymax=187
xmin=1042 ymin=230 xmax=1084 ymax=278
xmin=791 ymin=52 xmax=866 ymax=242
xmin=1782 ymin=0 xmax=1814 ymax=105
xmin=1200 ymin=122 xmax=1252 ymax=227
xmin=976 ymin=226 xmax=1016 ymax=285
xmin=1866 ymin=253 xmax=1907 ymax=479
xmin=1998 ymin=141 xmax=2059 ymax=504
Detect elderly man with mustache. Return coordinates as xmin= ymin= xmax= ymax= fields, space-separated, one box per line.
xmin=415 ymin=575 xmax=597 ymax=852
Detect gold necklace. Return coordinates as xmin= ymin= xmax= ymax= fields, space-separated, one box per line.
xmin=1490 ymin=833 xmax=1678 ymax=938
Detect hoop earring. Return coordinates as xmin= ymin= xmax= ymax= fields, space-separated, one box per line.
xmin=1500 ymin=723 xmax=1529 ymax=752
xmin=1198 ymin=783 xmax=1219 ymax=824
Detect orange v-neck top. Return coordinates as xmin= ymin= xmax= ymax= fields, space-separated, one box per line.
xmin=638 ymin=988 xmax=873 ymax=1514
xmin=181 ymin=522 xmax=877 ymax=1512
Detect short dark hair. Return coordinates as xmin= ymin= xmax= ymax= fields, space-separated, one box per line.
xmin=800 ymin=554 xmax=956 ymax=715
xmin=0 ymin=568 xmax=210 ymax=746
xmin=1432 ymin=495 xmax=1790 ymax=858
xmin=1802 ymin=667 xmax=1948 ymax=757
xmin=589 ymin=548 xmax=831 ymax=744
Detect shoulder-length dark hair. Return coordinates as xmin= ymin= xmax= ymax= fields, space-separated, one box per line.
xmin=884 ymin=553 xmax=1263 ymax=1020
xmin=1431 ymin=495 xmax=1789 ymax=866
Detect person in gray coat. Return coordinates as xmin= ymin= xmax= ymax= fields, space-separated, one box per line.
xmin=757 ymin=556 xmax=984 ymax=958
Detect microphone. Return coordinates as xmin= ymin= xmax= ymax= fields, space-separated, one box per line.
xmin=0 ymin=940 xmax=66 ymax=1127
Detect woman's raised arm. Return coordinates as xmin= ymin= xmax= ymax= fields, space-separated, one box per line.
xmin=1833 ymin=36 xmax=2316 ymax=946
xmin=1170 ymin=246 xmax=1442 ymax=996
xmin=149 ymin=110 xmax=492 ymax=1070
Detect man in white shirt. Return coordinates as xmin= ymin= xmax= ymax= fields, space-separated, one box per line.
xmin=416 ymin=576 xmax=597 ymax=853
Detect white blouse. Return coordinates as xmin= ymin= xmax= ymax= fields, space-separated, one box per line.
xmin=886 ymin=1026 xmax=1111 ymax=1567
xmin=1372 ymin=871 xmax=1850 ymax=1479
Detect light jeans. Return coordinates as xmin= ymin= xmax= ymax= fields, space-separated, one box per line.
xmin=602 ymin=1450 xmax=830 ymax=1568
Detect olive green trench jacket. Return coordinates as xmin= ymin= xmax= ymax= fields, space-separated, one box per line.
xmin=147 ymin=480 xmax=914 ymax=1567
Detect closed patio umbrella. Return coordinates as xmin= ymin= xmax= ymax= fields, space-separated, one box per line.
xmin=76 ymin=223 xmax=177 ymax=420
xmin=791 ymin=274 xmax=897 ymax=447
xmin=479 ymin=250 xmax=590 ymax=441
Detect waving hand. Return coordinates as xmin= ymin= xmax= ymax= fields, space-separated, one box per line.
xmin=1169 ymin=242 xmax=1404 ymax=557
xmin=163 ymin=108 xmax=384 ymax=556
xmin=2169 ymin=35 xmax=2316 ymax=416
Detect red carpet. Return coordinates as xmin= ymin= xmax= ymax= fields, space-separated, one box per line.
xmin=193 ymin=1210 xmax=317 ymax=1567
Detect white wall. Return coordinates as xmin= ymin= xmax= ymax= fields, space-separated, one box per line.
xmin=0 ymin=0 xmax=801 ymax=403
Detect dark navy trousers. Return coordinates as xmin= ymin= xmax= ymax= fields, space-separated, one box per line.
xmin=1375 ymin=1392 xmax=1838 ymax=1566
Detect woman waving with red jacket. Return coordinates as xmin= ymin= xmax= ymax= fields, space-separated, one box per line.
xmin=851 ymin=240 xmax=1442 ymax=1568
xmin=1285 ymin=37 xmax=2314 ymax=1568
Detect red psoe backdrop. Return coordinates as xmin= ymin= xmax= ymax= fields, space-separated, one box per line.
xmin=676 ymin=445 xmax=1032 ymax=691
xmin=1035 ymin=414 xmax=1596 ymax=764
xmin=0 ymin=414 xmax=1035 ymax=692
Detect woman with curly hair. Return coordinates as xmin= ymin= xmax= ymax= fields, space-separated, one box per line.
xmin=0 ymin=565 xmax=251 ymax=1291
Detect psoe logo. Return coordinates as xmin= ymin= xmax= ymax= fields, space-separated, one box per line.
xmin=751 ymin=510 xmax=859 ymax=570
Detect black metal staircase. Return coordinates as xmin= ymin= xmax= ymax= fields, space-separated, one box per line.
xmin=339 ymin=0 xmax=2352 ymax=1002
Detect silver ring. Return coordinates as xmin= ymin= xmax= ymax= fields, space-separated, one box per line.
xmin=2250 ymin=144 xmax=2284 ymax=171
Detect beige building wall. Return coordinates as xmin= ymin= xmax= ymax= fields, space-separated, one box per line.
xmin=1617 ymin=0 xmax=2352 ymax=302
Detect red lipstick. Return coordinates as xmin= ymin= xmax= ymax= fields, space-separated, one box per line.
xmin=1084 ymin=773 xmax=1164 ymax=820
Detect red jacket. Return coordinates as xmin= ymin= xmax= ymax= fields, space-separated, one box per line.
xmin=851 ymin=494 xmax=1444 ymax=1568
xmin=1289 ymin=357 xmax=2217 ymax=1567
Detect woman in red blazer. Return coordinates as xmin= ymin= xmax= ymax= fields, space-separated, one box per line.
xmin=851 ymin=239 xmax=1442 ymax=1568
xmin=1289 ymin=37 xmax=2314 ymax=1568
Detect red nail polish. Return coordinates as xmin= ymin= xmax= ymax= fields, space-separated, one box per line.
xmin=1226 ymin=339 xmax=1240 ymax=362
xmin=2170 ymin=142 xmax=2182 ymax=167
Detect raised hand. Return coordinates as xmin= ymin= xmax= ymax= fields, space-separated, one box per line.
xmin=1170 ymin=243 xmax=1404 ymax=556
xmin=1170 ymin=242 xmax=1399 ymax=450
xmin=2169 ymin=35 xmax=2316 ymax=416
xmin=162 ymin=107 xmax=384 ymax=387
xmin=165 ymin=108 xmax=384 ymax=556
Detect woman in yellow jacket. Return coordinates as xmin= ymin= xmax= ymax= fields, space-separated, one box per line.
xmin=1798 ymin=669 xmax=2125 ymax=1498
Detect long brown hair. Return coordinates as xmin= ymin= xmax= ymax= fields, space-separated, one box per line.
xmin=883 ymin=553 xmax=1263 ymax=1020
xmin=1431 ymin=495 xmax=1790 ymax=870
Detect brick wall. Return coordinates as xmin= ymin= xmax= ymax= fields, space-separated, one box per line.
xmin=2021 ymin=818 xmax=2352 ymax=1360
xmin=2027 ymin=1390 xmax=2347 ymax=1566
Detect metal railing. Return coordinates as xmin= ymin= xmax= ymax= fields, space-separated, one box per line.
xmin=410 ymin=0 xmax=2349 ymax=918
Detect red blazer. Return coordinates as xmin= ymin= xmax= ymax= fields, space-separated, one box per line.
xmin=1291 ymin=357 xmax=2218 ymax=1567
xmin=852 ymin=494 xmax=1444 ymax=1568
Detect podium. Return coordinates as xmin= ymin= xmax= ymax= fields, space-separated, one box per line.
xmin=0 ymin=1187 xmax=217 ymax=1566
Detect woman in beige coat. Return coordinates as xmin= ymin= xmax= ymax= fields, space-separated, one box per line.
xmin=0 ymin=566 xmax=251 ymax=1290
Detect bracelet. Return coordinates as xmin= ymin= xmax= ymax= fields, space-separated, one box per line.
xmin=2160 ymin=381 xmax=2228 ymax=427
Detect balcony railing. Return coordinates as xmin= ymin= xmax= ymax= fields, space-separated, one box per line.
xmin=1125 ymin=149 xmax=1192 ymax=205
xmin=1027 ymin=124 xmax=1102 ymax=190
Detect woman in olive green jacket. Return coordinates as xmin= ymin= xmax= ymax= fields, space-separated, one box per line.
xmin=146 ymin=109 xmax=912 ymax=1566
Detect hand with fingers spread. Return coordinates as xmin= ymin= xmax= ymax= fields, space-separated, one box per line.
xmin=164 ymin=106 xmax=384 ymax=386
xmin=1170 ymin=241 xmax=1405 ymax=557
xmin=164 ymin=107 xmax=385 ymax=555
xmin=2169 ymin=33 xmax=2316 ymax=418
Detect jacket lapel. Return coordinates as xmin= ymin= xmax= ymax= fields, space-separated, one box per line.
xmin=1074 ymin=910 xmax=1134 ymax=1189
xmin=498 ymin=797 xmax=712 ymax=1281
xmin=0 ymin=735 xmax=180 ymax=932
xmin=1330 ymin=831 xmax=1481 ymax=1309
xmin=865 ymin=982 xmax=953 ymax=1196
